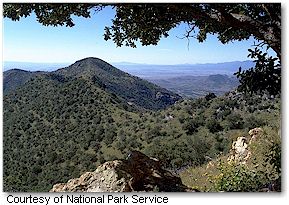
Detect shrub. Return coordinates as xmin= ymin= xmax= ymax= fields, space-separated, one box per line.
xmin=225 ymin=113 xmax=244 ymax=129
xmin=182 ymin=118 xmax=200 ymax=135
xmin=207 ymin=160 xmax=267 ymax=192
xmin=205 ymin=92 xmax=217 ymax=101
xmin=206 ymin=119 xmax=223 ymax=133
xmin=244 ymin=115 xmax=266 ymax=129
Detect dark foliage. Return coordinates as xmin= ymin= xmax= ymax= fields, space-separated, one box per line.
xmin=235 ymin=47 xmax=281 ymax=96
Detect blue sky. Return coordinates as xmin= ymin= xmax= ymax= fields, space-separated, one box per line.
xmin=3 ymin=6 xmax=274 ymax=65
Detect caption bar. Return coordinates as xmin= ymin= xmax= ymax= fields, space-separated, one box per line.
xmin=6 ymin=194 xmax=169 ymax=204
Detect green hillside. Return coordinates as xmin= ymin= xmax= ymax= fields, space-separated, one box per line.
xmin=3 ymin=69 xmax=44 ymax=94
xmin=56 ymin=57 xmax=181 ymax=110
xmin=3 ymin=58 xmax=280 ymax=192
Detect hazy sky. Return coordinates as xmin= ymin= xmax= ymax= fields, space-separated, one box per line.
xmin=3 ymin=6 xmax=275 ymax=65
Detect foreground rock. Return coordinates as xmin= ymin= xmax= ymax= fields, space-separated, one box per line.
xmin=50 ymin=151 xmax=191 ymax=192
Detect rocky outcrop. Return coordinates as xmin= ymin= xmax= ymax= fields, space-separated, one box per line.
xmin=228 ymin=136 xmax=251 ymax=164
xmin=50 ymin=151 xmax=191 ymax=192
xmin=228 ymin=128 xmax=263 ymax=164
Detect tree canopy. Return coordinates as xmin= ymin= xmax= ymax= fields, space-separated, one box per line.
xmin=3 ymin=3 xmax=281 ymax=95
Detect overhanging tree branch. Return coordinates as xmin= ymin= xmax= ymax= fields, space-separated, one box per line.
xmin=3 ymin=3 xmax=281 ymax=95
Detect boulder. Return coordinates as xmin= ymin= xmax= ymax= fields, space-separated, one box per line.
xmin=228 ymin=136 xmax=251 ymax=164
xmin=50 ymin=151 xmax=191 ymax=192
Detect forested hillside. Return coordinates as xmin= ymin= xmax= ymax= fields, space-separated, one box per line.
xmin=3 ymin=58 xmax=280 ymax=192
xmin=3 ymin=69 xmax=44 ymax=94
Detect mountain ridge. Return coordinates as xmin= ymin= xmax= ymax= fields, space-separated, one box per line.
xmin=3 ymin=57 xmax=181 ymax=111
xmin=3 ymin=69 xmax=47 ymax=93
xmin=4 ymin=58 xmax=252 ymax=99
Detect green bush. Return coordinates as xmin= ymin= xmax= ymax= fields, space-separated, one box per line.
xmin=182 ymin=118 xmax=200 ymax=135
xmin=206 ymin=119 xmax=223 ymax=133
xmin=225 ymin=113 xmax=244 ymax=129
xmin=207 ymin=126 xmax=281 ymax=192
xmin=244 ymin=115 xmax=266 ymax=129
xmin=208 ymin=160 xmax=267 ymax=192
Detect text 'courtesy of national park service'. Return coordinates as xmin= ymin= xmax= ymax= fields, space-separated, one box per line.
xmin=6 ymin=194 xmax=169 ymax=204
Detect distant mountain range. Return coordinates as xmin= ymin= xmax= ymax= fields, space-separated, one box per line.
xmin=3 ymin=61 xmax=70 ymax=72
xmin=113 ymin=60 xmax=255 ymax=79
xmin=113 ymin=61 xmax=253 ymax=98
xmin=4 ymin=60 xmax=255 ymax=77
